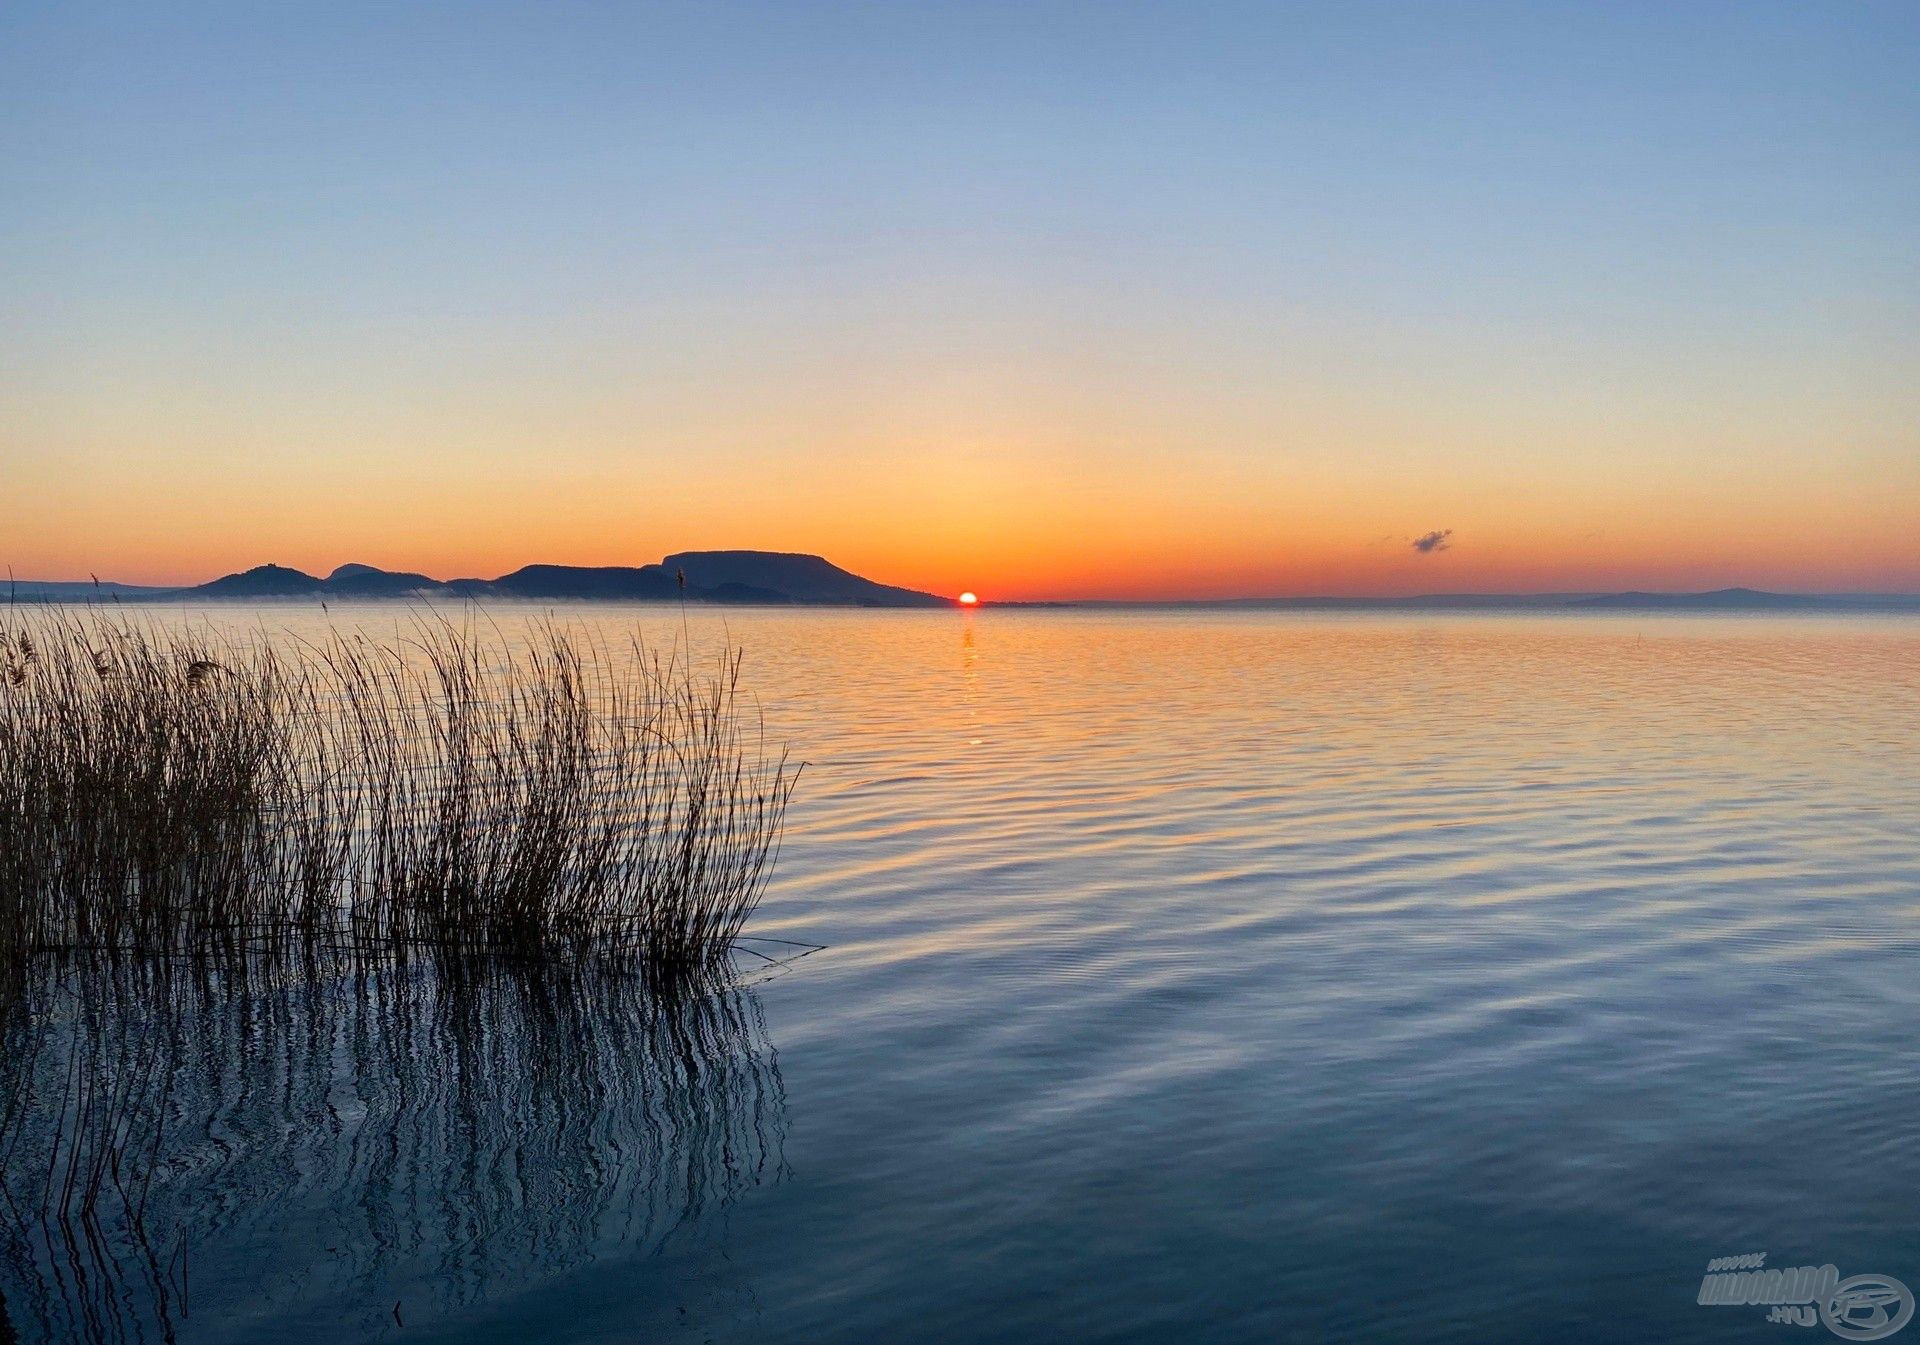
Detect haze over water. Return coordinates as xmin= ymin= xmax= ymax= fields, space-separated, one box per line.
xmin=15 ymin=603 xmax=1914 ymax=1343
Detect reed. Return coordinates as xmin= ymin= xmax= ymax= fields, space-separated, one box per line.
xmin=0 ymin=607 xmax=798 ymax=976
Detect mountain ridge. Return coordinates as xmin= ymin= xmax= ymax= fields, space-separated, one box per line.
xmin=131 ymin=551 xmax=952 ymax=607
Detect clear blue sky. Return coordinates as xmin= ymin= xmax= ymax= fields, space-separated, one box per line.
xmin=3 ymin=2 xmax=1915 ymax=596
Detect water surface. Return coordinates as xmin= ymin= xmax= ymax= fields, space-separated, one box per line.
xmin=9 ymin=607 xmax=1920 ymax=1343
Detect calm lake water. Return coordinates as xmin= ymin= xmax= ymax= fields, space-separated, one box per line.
xmin=6 ymin=606 xmax=1920 ymax=1343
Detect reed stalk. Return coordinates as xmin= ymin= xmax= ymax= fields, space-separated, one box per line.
xmin=0 ymin=607 xmax=798 ymax=978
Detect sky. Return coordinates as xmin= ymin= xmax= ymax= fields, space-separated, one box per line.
xmin=2 ymin=2 xmax=1916 ymax=600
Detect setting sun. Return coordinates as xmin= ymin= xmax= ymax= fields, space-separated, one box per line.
xmin=957 ymin=592 xmax=979 ymax=606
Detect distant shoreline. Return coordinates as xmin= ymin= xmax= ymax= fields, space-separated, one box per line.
xmin=8 ymin=583 xmax=1919 ymax=615
xmin=7 ymin=551 xmax=1920 ymax=613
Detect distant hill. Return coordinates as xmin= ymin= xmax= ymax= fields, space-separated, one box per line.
xmin=478 ymin=564 xmax=683 ymax=601
xmin=324 ymin=563 xmax=442 ymax=597
xmin=38 ymin=552 xmax=954 ymax=607
xmin=1077 ymin=589 xmax=1920 ymax=613
xmin=196 ymin=563 xmax=326 ymax=597
xmin=665 ymin=551 xmax=947 ymax=608
xmin=3 ymin=579 xmax=181 ymax=601
xmin=1571 ymin=587 xmax=1834 ymax=611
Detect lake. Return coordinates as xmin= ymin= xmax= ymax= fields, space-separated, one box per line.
xmin=5 ymin=606 xmax=1918 ymax=1343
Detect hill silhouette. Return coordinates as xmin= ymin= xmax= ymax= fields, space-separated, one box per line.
xmin=1569 ymin=587 xmax=1833 ymax=611
xmin=176 ymin=552 xmax=950 ymax=607
xmin=665 ymin=551 xmax=942 ymax=607
xmin=195 ymin=563 xmax=326 ymax=597
xmin=323 ymin=563 xmax=442 ymax=596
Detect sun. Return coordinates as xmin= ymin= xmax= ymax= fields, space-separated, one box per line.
xmin=957 ymin=592 xmax=979 ymax=606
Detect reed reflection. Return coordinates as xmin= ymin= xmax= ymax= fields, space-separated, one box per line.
xmin=0 ymin=947 xmax=788 ymax=1344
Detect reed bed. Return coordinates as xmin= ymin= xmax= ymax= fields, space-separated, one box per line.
xmin=0 ymin=607 xmax=798 ymax=977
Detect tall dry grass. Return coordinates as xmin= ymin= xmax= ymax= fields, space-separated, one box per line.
xmin=0 ymin=607 xmax=798 ymax=977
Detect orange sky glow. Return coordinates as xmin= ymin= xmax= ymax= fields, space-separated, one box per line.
xmin=4 ymin=5 xmax=1914 ymax=600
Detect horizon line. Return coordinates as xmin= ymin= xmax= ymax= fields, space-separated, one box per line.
xmin=9 ymin=557 xmax=1920 ymax=608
